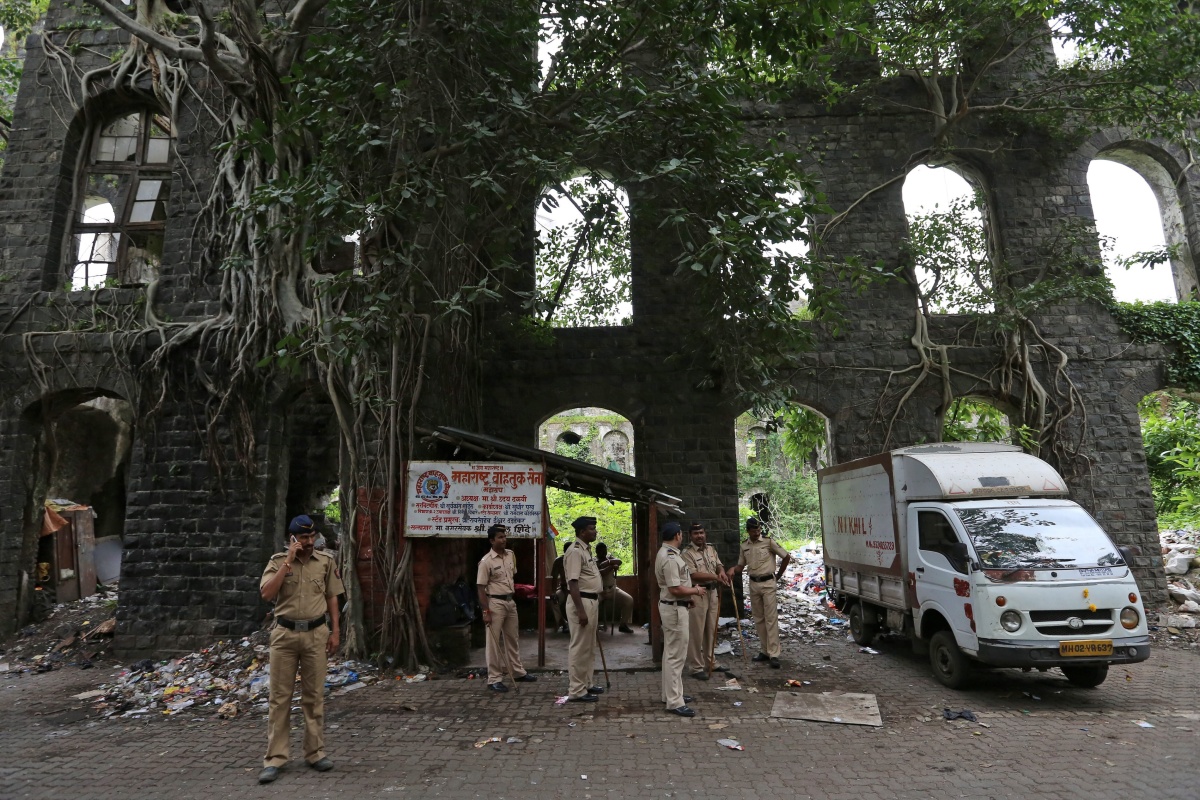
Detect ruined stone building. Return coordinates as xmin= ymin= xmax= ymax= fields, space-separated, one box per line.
xmin=0 ymin=6 xmax=1180 ymax=653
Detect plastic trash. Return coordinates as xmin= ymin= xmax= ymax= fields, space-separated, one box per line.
xmin=942 ymin=708 xmax=978 ymax=722
xmin=717 ymin=739 xmax=744 ymax=750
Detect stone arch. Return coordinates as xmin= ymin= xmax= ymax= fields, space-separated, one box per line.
xmin=1089 ymin=139 xmax=1197 ymax=301
xmin=1 ymin=383 xmax=135 ymax=632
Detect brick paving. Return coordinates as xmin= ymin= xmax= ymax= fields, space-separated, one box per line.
xmin=2 ymin=631 xmax=1197 ymax=800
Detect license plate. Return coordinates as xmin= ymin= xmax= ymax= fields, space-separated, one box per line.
xmin=1059 ymin=640 xmax=1112 ymax=657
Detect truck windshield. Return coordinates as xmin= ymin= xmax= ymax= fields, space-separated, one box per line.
xmin=954 ymin=506 xmax=1122 ymax=569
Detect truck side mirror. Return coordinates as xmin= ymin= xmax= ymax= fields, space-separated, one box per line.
xmin=950 ymin=542 xmax=969 ymax=562
xmin=1117 ymin=545 xmax=1140 ymax=565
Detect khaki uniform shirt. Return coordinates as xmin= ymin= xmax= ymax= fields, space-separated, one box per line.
xmin=564 ymin=540 xmax=603 ymax=594
xmin=260 ymin=549 xmax=345 ymax=620
xmin=737 ymin=537 xmax=789 ymax=577
xmin=655 ymin=544 xmax=692 ymax=602
xmin=682 ymin=543 xmax=723 ymax=587
xmin=476 ymin=548 xmax=517 ymax=595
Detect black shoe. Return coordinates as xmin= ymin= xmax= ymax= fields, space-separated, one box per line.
xmin=690 ymin=671 xmax=709 ymax=680
xmin=568 ymin=694 xmax=598 ymax=702
xmin=309 ymin=757 xmax=334 ymax=772
xmin=488 ymin=682 xmax=509 ymax=692
xmin=769 ymin=657 xmax=781 ymax=669
xmin=684 ymin=695 xmax=694 ymax=703
xmin=619 ymin=624 xmax=634 ymax=633
xmin=752 ymin=652 xmax=770 ymax=662
xmin=587 ymin=686 xmax=605 ymax=695
xmin=668 ymin=706 xmax=696 ymax=717
xmin=515 ymin=673 xmax=537 ymax=682
xmin=258 ymin=767 xmax=281 ymax=784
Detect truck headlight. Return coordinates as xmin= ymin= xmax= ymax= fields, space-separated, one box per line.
xmin=1120 ymin=607 xmax=1140 ymax=630
xmin=1000 ymin=610 xmax=1022 ymax=632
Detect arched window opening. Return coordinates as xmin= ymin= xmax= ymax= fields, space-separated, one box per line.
xmin=735 ymin=405 xmax=829 ymax=547
xmin=903 ymin=165 xmax=994 ymax=314
xmin=68 ymin=109 xmax=174 ymax=290
xmin=538 ymin=407 xmax=636 ymax=576
xmin=763 ymin=188 xmax=812 ymax=315
xmin=1088 ymin=154 xmax=1190 ymax=302
xmin=535 ymin=176 xmax=632 ymax=327
xmin=941 ymin=396 xmax=1030 ymax=447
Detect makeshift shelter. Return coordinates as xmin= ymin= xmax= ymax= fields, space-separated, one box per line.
xmin=420 ymin=426 xmax=685 ymax=664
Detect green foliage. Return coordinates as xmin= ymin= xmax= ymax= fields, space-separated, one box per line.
xmin=1109 ymin=302 xmax=1200 ymax=393
xmin=0 ymin=0 xmax=48 ymax=169
xmin=774 ymin=404 xmax=828 ymax=469
xmin=736 ymin=430 xmax=821 ymax=550
xmin=942 ymin=397 xmax=1036 ymax=447
xmin=322 ymin=486 xmax=342 ymax=524
xmin=904 ymin=193 xmax=992 ymax=314
xmin=1138 ymin=391 xmax=1200 ymax=523
xmin=547 ymin=429 xmax=633 ymax=573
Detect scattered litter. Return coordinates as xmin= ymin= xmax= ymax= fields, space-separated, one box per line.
xmin=717 ymin=738 xmax=744 ymax=751
xmin=506 ymin=737 xmax=522 ymax=744
xmin=217 ymin=701 xmax=239 ymax=719
xmin=716 ymin=678 xmax=743 ymax=691
xmin=1133 ymin=720 xmax=1156 ymax=728
xmin=708 ymin=723 xmax=727 ymax=730
xmin=858 ymin=647 xmax=879 ymax=655
xmin=554 ymin=695 xmax=570 ymax=706
xmin=403 ymin=674 xmax=427 ymax=683
xmin=732 ymin=701 xmax=742 ymax=707
xmin=581 ymin=775 xmax=587 ymax=780
xmin=713 ymin=642 xmax=733 ymax=655
xmin=475 ymin=737 xmax=501 ymax=747
xmin=943 ymin=709 xmax=978 ymax=722
xmin=1022 ymin=692 xmax=1041 ymax=701
xmin=72 ymin=689 xmax=105 ymax=700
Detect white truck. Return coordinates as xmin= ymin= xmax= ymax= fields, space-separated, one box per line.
xmin=818 ymin=443 xmax=1150 ymax=689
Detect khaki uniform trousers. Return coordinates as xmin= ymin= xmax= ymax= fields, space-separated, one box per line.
xmin=552 ymin=588 xmax=568 ymax=628
xmin=749 ymin=578 xmax=781 ymax=658
xmin=566 ymin=597 xmax=599 ymax=698
xmin=660 ymin=603 xmax=689 ymax=710
xmin=687 ymin=589 xmax=719 ymax=673
xmin=600 ymin=586 xmax=634 ymax=626
xmin=265 ymin=624 xmax=329 ymax=768
xmin=486 ymin=597 xmax=526 ymax=684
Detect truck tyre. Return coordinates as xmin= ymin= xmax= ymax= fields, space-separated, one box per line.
xmin=929 ymin=631 xmax=972 ymax=689
xmin=849 ymin=603 xmax=877 ymax=646
xmin=1061 ymin=664 xmax=1108 ymax=688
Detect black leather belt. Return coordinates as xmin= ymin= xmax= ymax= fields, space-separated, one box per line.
xmin=750 ymin=574 xmax=775 ymax=582
xmin=488 ymin=593 xmax=515 ymax=600
xmin=579 ymin=592 xmax=599 ymax=600
xmin=276 ymin=615 xmax=326 ymax=631
xmin=660 ymin=600 xmax=690 ymax=606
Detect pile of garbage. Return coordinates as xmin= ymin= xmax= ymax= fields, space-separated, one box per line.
xmin=720 ymin=542 xmax=846 ymax=654
xmin=0 ymin=588 xmax=119 ymax=673
xmin=1161 ymin=528 xmax=1200 ymax=631
xmin=79 ymin=633 xmax=381 ymax=720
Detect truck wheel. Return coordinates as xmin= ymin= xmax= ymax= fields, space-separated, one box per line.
xmin=849 ymin=604 xmax=877 ymax=646
xmin=1061 ymin=664 xmax=1108 ymax=688
xmin=929 ymin=631 xmax=972 ymax=689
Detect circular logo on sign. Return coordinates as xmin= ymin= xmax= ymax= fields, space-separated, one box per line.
xmin=1067 ymin=616 xmax=1084 ymax=630
xmin=415 ymin=470 xmax=451 ymax=501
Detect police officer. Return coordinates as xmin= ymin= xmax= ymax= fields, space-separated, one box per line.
xmin=476 ymin=523 xmax=537 ymax=692
xmin=682 ymin=522 xmax=730 ymax=679
xmin=564 ymin=516 xmax=605 ymax=702
xmin=258 ymin=515 xmax=345 ymax=784
xmin=656 ymin=521 xmax=704 ymax=717
xmin=726 ymin=517 xmax=790 ymax=669
xmin=594 ymin=542 xmax=634 ymax=634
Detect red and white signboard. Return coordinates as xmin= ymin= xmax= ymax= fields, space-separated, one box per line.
xmin=405 ymin=461 xmax=545 ymax=538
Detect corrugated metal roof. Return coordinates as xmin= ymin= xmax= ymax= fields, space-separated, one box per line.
xmin=421 ymin=426 xmax=685 ymax=515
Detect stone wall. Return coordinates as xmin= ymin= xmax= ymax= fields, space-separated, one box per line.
xmin=0 ymin=7 xmax=1182 ymax=650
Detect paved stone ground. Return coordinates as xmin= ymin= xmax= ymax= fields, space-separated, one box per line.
xmin=2 ymin=630 xmax=1197 ymax=800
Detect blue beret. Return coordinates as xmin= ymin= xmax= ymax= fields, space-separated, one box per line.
xmin=288 ymin=515 xmax=317 ymax=534
xmin=661 ymin=521 xmax=682 ymax=540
